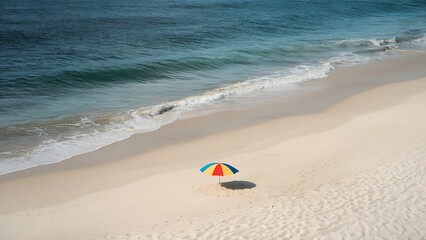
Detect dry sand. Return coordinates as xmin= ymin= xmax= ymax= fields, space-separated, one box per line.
xmin=0 ymin=53 xmax=426 ymax=240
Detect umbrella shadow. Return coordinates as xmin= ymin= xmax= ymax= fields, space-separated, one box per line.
xmin=220 ymin=181 xmax=256 ymax=190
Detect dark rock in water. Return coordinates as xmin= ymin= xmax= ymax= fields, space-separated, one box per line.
xmin=149 ymin=105 xmax=175 ymax=117
xmin=158 ymin=105 xmax=174 ymax=115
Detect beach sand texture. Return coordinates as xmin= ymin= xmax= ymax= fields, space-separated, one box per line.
xmin=1 ymin=54 xmax=426 ymax=240
xmin=122 ymin=82 xmax=426 ymax=240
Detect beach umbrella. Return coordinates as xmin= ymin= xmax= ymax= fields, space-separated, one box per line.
xmin=200 ymin=162 xmax=239 ymax=185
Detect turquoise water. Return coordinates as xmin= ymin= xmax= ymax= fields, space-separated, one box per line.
xmin=1 ymin=0 xmax=425 ymax=174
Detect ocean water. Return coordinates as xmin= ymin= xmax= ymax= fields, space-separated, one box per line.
xmin=1 ymin=0 xmax=425 ymax=174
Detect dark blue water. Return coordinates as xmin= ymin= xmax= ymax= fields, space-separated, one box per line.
xmin=1 ymin=0 xmax=425 ymax=174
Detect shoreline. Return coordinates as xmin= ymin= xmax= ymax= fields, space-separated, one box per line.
xmin=0 ymin=51 xmax=426 ymax=239
xmin=1 ymin=51 xmax=426 ymax=177
xmin=1 ymin=51 xmax=425 ymax=180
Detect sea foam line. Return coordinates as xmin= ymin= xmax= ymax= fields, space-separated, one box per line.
xmin=0 ymin=53 xmax=376 ymax=175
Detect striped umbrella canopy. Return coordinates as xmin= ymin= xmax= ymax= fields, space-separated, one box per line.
xmin=200 ymin=162 xmax=239 ymax=184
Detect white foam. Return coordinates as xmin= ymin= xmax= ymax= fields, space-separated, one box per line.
xmin=0 ymin=53 xmax=373 ymax=175
xmin=335 ymin=37 xmax=397 ymax=47
xmin=136 ymin=62 xmax=335 ymax=116
xmin=369 ymin=37 xmax=396 ymax=46
xmin=411 ymin=34 xmax=426 ymax=46
xmin=329 ymin=52 xmax=373 ymax=65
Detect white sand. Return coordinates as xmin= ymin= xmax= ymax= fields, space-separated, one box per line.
xmin=128 ymin=84 xmax=426 ymax=240
xmin=1 ymin=71 xmax=426 ymax=239
xmin=107 ymin=78 xmax=426 ymax=240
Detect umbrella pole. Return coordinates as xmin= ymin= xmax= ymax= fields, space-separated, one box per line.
xmin=219 ymin=176 xmax=221 ymax=186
